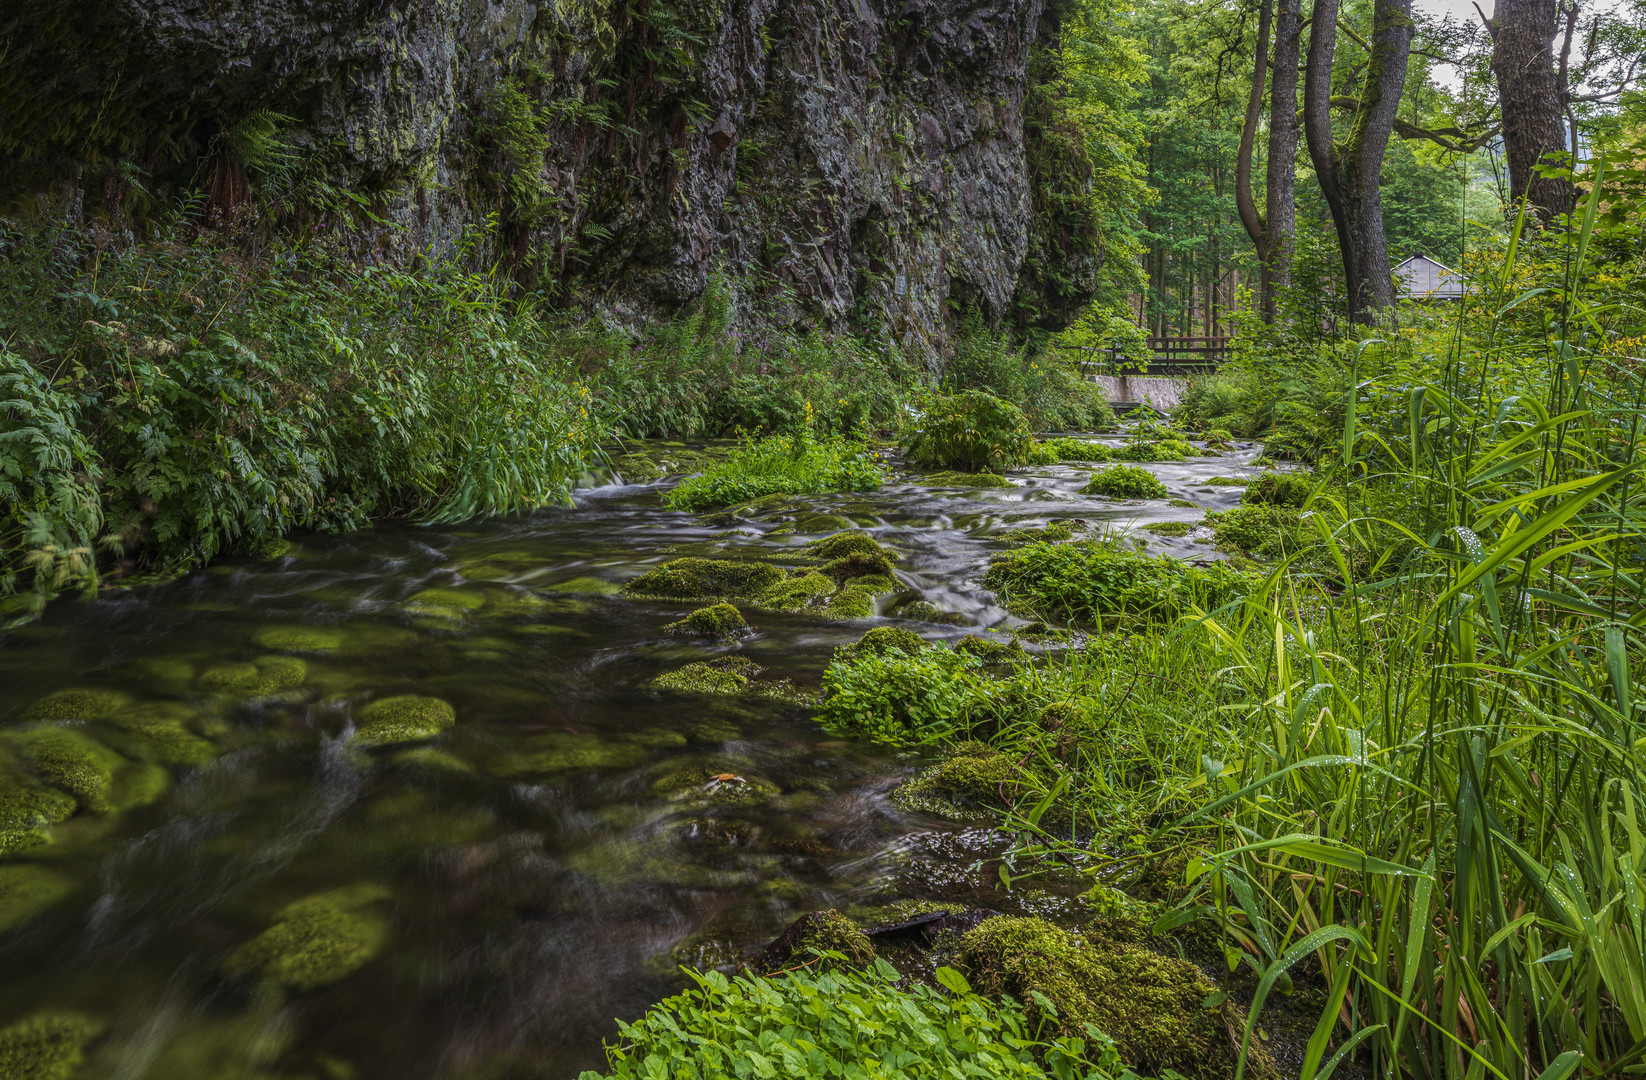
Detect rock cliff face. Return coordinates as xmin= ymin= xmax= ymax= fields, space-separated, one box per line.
xmin=1 ymin=0 xmax=1099 ymax=361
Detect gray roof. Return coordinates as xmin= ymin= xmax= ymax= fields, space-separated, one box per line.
xmin=1394 ymin=254 xmax=1466 ymax=298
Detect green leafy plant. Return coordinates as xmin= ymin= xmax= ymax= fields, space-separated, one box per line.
xmin=663 ymin=432 xmax=886 ymax=512
xmin=1081 ymin=465 xmax=1168 ymax=499
xmin=905 ymin=390 xmax=1036 ymax=473
xmin=579 ymin=960 xmax=1135 ymax=1080
xmin=983 ymin=539 xmax=1252 ymax=624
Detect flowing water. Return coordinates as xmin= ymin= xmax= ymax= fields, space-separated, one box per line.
xmin=0 ymin=438 xmax=1261 ymax=1079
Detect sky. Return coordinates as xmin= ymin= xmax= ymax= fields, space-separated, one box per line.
xmin=1413 ymin=0 xmax=1636 ymax=91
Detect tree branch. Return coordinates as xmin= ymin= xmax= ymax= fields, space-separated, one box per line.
xmin=1328 ymin=95 xmax=1501 ymax=152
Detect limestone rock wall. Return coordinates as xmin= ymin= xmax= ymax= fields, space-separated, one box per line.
xmin=1 ymin=0 xmax=1099 ymax=362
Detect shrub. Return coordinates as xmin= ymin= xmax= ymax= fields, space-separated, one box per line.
xmin=982 ymin=540 xmax=1253 ymax=623
xmin=904 ymin=391 xmax=1035 ymax=473
xmin=0 ymin=215 xmax=597 ymax=621
xmin=1204 ymin=505 xmax=1307 ymax=559
xmin=817 ymin=644 xmax=985 ymax=744
xmin=945 ymin=309 xmax=1115 ymax=431
xmin=1081 ymin=465 xmax=1167 ymax=499
xmin=1242 ymin=470 xmax=1313 ymax=508
xmin=579 ymin=960 xmax=1127 ymax=1080
xmin=663 ymin=433 xmax=885 ymax=512
xmin=1038 ymin=437 xmax=1113 ymax=462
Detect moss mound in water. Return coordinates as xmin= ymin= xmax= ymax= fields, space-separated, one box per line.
xmin=806 ymin=530 xmax=888 ymax=560
xmin=5 ymin=729 xmax=113 ymax=807
xmin=953 ymin=636 xmax=1025 ymax=664
xmin=1244 ymin=470 xmax=1313 ymax=507
xmin=663 ymin=603 xmax=748 ymax=638
xmin=353 ymin=696 xmax=456 ymax=745
xmin=623 ymin=558 xmax=784 ymax=600
xmin=197 ymin=656 xmax=307 ymax=696
xmin=822 ymin=585 xmax=878 ymax=619
xmin=250 ymin=626 xmax=346 ymax=652
xmin=840 ymin=626 xmax=926 ymax=659
xmin=0 ymin=1012 xmax=103 ymax=1080
xmin=762 ymin=909 xmax=877 ymax=970
xmin=652 ymin=657 xmax=796 ymax=699
xmin=821 ymin=550 xmax=896 ymax=584
xmin=0 ymin=864 xmax=73 ymax=933
xmin=893 ymin=743 xmax=1029 ymax=819
xmin=921 ymin=470 xmax=1012 ymax=488
xmin=1142 ymin=520 xmax=1194 ymax=537
xmin=757 ymin=570 xmax=835 ymax=611
xmin=102 ymin=706 xmax=217 ymax=766
xmin=20 ymin=689 xmax=129 ymax=723
xmin=1081 ymin=465 xmax=1168 ymax=500
xmin=0 ymin=778 xmax=77 ymax=855
xmin=224 ymin=885 xmax=392 ymax=992
xmin=956 ymin=916 xmax=1260 ymax=1080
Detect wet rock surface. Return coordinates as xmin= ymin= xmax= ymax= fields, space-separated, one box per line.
xmin=7 ymin=0 xmax=1089 ymax=361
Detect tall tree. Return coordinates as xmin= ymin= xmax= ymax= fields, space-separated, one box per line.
xmin=1235 ymin=0 xmax=1303 ymax=318
xmin=1482 ymin=0 xmax=1573 ymax=219
xmin=1303 ymin=0 xmax=1415 ymax=322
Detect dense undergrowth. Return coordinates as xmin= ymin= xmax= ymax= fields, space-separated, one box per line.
xmin=0 ymin=215 xmax=598 ymax=622
xmin=810 ymin=191 xmax=1646 ymax=1080
xmin=662 ymin=431 xmax=886 ymax=512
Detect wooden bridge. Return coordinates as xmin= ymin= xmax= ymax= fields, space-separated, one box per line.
xmin=1058 ymin=337 xmax=1232 ymax=413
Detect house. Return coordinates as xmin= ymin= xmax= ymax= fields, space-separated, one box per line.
xmin=1393 ymin=254 xmax=1466 ymax=300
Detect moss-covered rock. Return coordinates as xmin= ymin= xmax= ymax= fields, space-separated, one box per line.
xmin=1000 ymin=519 xmax=1089 ymax=546
xmin=4 ymin=728 xmax=125 ymax=812
xmin=1167 ymin=498 xmax=1199 ymax=509
xmin=353 ymin=696 xmax=456 ymax=746
xmin=807 ymin=531 xmax=888 ymax=560
xmin=484 ymin=733 xmax=651 ymax=777
xmin=663 ymin=603 xmax=749 ymax=638
xmin=623 ymin=558 xmax=784 ymax=600
xmin=405 ymin=587 xmax=488 ymax=615
xmin=761 ymin=909 xmax=876 ymax=970
xmin=1200 ymin=476 xmax=1251 ymax=488
xmin=651 ymin=656 xmax=796 ymax=700
xmin=757 ymin=570 xmax=835 ymax=611
xmin=956 ymin=916 xmax=1258 ymax=1080
xmin=21 ymin=689 xmax=128 ymax=723
xmin=921 ymin=470 xmax=1013 ymax=488
xmin=840 ymin=626 xmax=926 ymax=659
xmin=651 ymin=764 xmax=780 ymax=806
xmin=224 ymin=885 xmax=392 ymax=992
xmin=822 ymin=550 xmax=896 ymax=584
xmin=0 ymin=863 xmax=73 ymax=933
xmin=892 ymin=743 xmax=1029 ymax=820
xmin=102 ymin=706 xmax=218 ymax=766
xmin=1142 ymin=520 xmax=1194 ymax=537
xmin=791 ymin=513 xmax=855 ymax=534
xmin=0 ymin=1011 xmax=103 ymax=1080
xmin=894 ymin=600 xmax=967 ymax=624
xmin=0 ymin=780 xmax=77 ymax=855
xmin=251 ymin=626 xmax=346 ymax=653
xmin=197 ymin=656 xmax=307 ymax=696
xmin=953 ymin=636 xmax=1025 ymax=664
xmin=822 ymin=586 xmax=877 ymax=619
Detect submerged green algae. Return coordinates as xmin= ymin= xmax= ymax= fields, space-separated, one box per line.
xmin=919 ymin=471 xmax=1013 ymax=488
xmin=0 ymin=863 xmax=73 ymax=933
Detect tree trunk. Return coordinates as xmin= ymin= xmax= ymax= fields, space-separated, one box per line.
xmin=1263 ymin=0 xmax=1302 ymax=316
xmin=1235 ymin=0 xmax=1275 ymax=259
xmin=1488 ymin=0 xmax=1572 ymax=219
xmin=1303 ymin=0 xmax=1413 ymax=323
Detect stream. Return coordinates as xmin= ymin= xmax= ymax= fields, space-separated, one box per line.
xmin=0 ymin=437 xmax=1260 ymax=1079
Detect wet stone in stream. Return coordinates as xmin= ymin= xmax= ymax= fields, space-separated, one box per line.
xmin=0 ymin=434 xmax=1268 ymax=1078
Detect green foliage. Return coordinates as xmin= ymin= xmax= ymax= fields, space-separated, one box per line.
xmin=583 ymin=277 xmax=916 ymax=440
xmin=477 ymin=65 xmax=556 ymax=226
xmin=817 ymin=644 xmax=985 ymax=744
xmin=1080 ymin=465 xmax=1167 ymax=499
xmin=905 ymin=391 xmax=1035 ymax=473
xmin=663 ymin=433 xmax=885 ymax=512
xmin=922 ymin=470 xmax=1016 ymax=488
xmin=1039 ymin=438 xmax=1114 ymax=462
xmin=579 ymin=960 xmax=1131 ymax=1080
xmin=1240 ymin=471 xmax=1312 ymax=508
xmin=0 ymin=215 xmax=597 ymax=619
xmin=983 ymin=539 xmax=1252 ymax=623
xmin=1203 ymin=505 xmax=1305 ymax=559
xmin=839 ymin=626 xmax=926 ymax=659
xmin=945 ymin=312 xmax=1117 ymax=431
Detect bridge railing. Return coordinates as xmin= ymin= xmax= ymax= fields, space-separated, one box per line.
xmin=1056 ymin=337 xmax=1230 ymax=380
